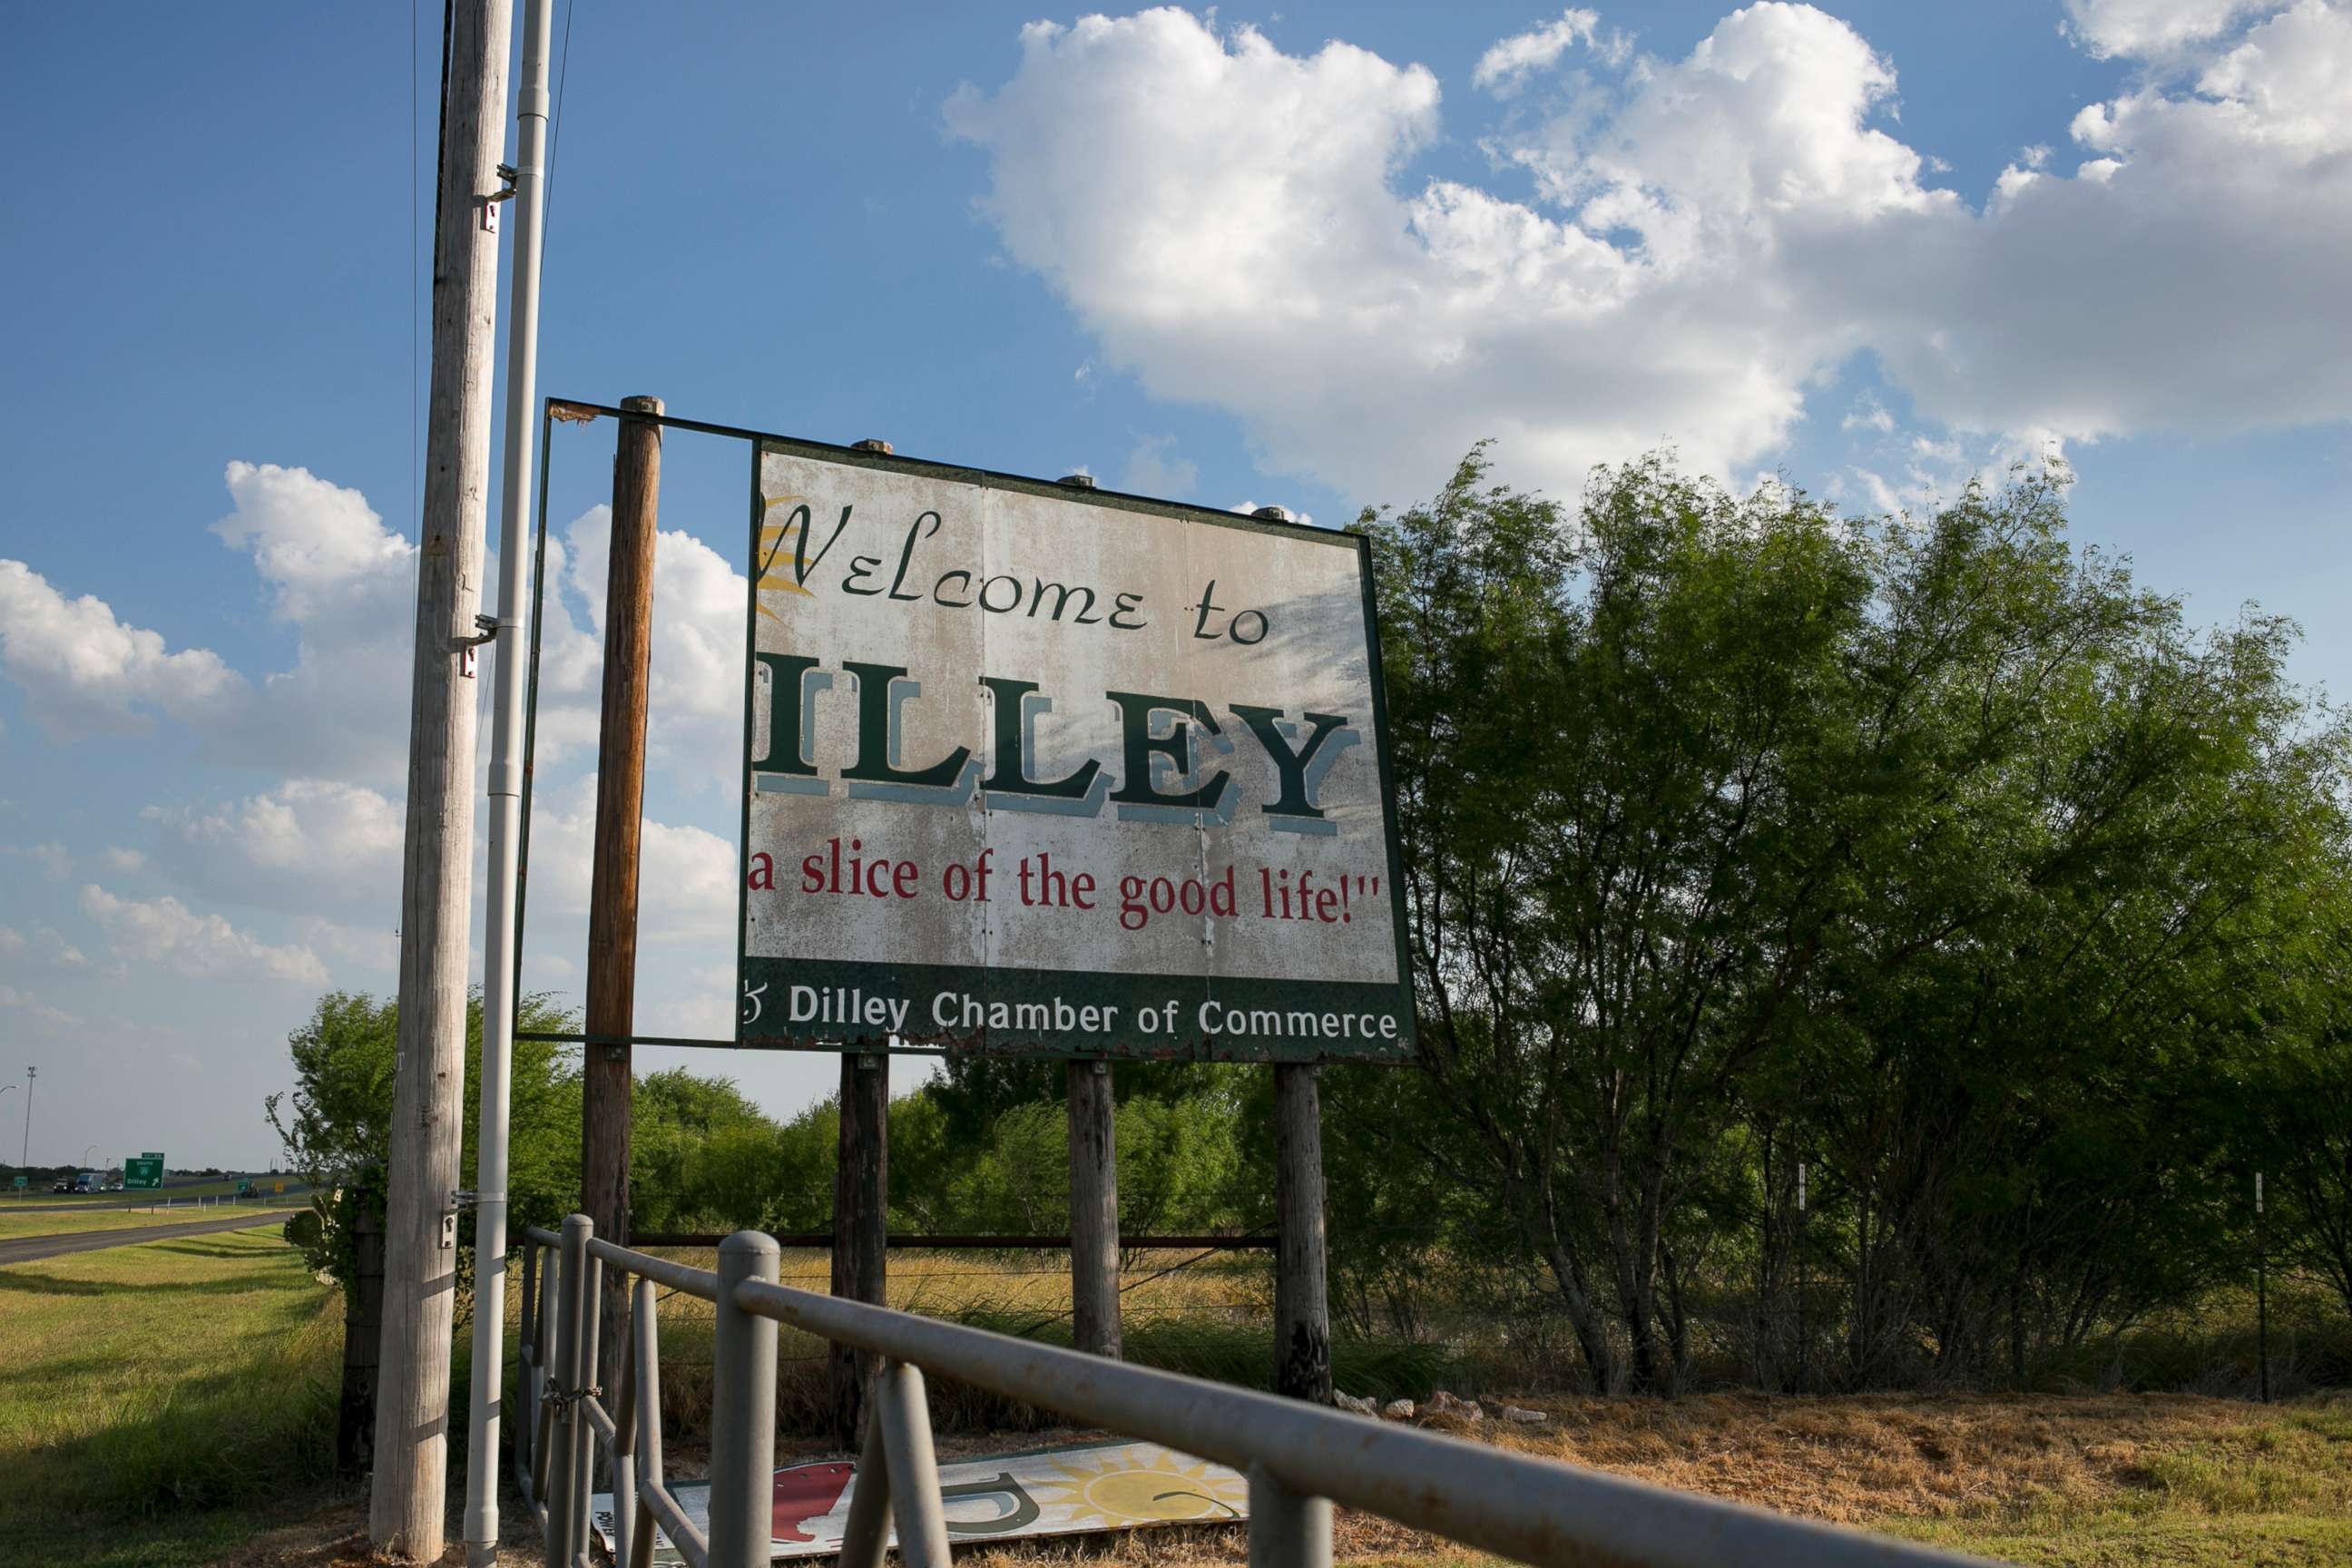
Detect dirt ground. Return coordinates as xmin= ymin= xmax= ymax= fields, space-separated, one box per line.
xmin=202 ymin=1391 xmax=2352 ymax=1566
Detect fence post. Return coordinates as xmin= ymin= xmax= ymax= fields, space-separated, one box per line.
xmin=1247 ymin=1463 xmax=1331 ymax=1568
xmin=338 ymin=1191 xmax=386 ymax=1475
xmin=570 ymin=1250 xmax=603 ymax=1565
xmin=837 ymin=1408 xmax=892 ymax=1568
xmin=876 ymin=1362 xmax=952 ymax=1568
xmin=710 ymin=1230 xmax=781 ymax=1568
xmin=609 ymin=1284 xmax=638 ymax=1568
xmin=629 ymin=1277 xmax=663 ymax=1568
xmin=545 ymin=1214 xmax=590 ymax=1568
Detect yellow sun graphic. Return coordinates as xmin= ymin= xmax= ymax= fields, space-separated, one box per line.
xmin=754 ymin=492 xmax=818 ymax=618
xmin=1026 ymin=1446 xmax=1250 ymax=1527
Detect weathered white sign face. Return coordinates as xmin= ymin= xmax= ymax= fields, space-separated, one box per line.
xmin=738 ymin=439 xmax=1412 ymax=1062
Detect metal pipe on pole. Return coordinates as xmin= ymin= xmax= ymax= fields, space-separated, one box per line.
xmin=464 ymin=0 xmax=554 ymax=1560
xmin=374 ymin=0 xmax=512 ymax=1557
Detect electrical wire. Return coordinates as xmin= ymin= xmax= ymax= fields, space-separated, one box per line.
xmin=541 ymin=0 xmax=576 ymax=241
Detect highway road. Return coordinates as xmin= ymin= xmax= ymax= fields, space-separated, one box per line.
xmin=0 ymin=1182 xmax=310 ymax=1214
xmin=0 ymin=1210 xmax=292 ymax=1267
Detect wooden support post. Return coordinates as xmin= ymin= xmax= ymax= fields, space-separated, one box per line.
xmin=583 ymin=395 xmax=662 ymax=1417
xmin=831 ymin=1051 xmax=888 ymax=1447
xmin=371 ymin=1 xmax=511 ymax=1555
xmin=1273 ymin=1063 xmax=1331 ymax=1403
xmin=1067 ymin=1060 xmax=1122 ymax=1357
xmin=338 ymin=1193 xmax=386 ymax=1476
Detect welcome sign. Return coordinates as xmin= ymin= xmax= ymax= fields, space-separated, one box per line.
xmin=737 ymin=437 xmax=1412 ymax=1061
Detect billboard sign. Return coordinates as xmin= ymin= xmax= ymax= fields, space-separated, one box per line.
xmin=123 ymin=1154 xmax=163 ymax=1191
xmin=739 ymin=439 xmax=1412 ymax=1062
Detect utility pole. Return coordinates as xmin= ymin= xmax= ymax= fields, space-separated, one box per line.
xmin=462 ymin=0 xmax=553 ymax=1557
xmin=584 ymin=395 xmax=663 ymax=1413
xmin=19 ymin=1067 xmax=31 ymax=1169
xmin=373 ymin=1 xmax=511 ymax=1558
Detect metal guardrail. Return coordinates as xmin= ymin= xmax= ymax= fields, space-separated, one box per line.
xmin=514 ymin=1215 xmax=1993 ymax=1568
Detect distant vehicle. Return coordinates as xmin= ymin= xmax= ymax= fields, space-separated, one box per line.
xmin=104 ymin=1174 xmax=124 ymax=1192
xmin=51 ymin=1176 xmax=72 ymax=1193
xmin=73 ymin=1171 xmax=102 ymax=1194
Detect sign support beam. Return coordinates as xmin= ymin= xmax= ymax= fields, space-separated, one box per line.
xmin=832 ymin=1052 xmax=890 ymax=1446
xmin=584 ymin=395 xmax=664 ymax=1422
xmin=1274 ymin=1063 xmax=1331 ymax=1403
xmin=1068 ymin=1060 xmax=1122 ymax=1357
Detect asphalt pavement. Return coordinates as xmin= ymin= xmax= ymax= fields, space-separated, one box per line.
xmin=0 ymin=1184 xmax=309 ymax=1214
xmin=0 ymin=1209 xmax=294 ymax=1267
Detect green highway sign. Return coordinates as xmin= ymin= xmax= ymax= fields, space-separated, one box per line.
xmin=10 ymin=1175 xmax=24 ymax=1191
xmin=123 ymin=1154 xmax=164 ymax=1191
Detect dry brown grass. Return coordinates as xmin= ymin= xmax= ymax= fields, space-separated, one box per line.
xmin=955 ymin=1394 xmax=2352 ymax=1568
xmin=494 ymin=1248 xmax=2352 ymax=1565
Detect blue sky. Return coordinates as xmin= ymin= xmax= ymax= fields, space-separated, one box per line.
xmin=2 ymin=0 xmax=2347 ymax=1168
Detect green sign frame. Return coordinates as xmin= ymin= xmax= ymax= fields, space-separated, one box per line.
xmin=733 ymin=428 xmax=1415 ymax=1064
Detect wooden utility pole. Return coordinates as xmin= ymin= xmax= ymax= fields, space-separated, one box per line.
xmin=831 ymin=1052 xmax=888 ymax=1446
xmin=1068 ymin=1060 xmax=1122 ymax=1357
xmin=584 ymin=396 xmax=663 ymax=1410
xmin=372 ymin=0 xmax=511 ymax=1555
xmin=1273 ymin=1064 xmax=1331 ymax=1402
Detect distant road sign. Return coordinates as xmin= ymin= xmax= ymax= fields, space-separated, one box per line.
xmin=123 ymin=1155 xmax=164 ymax=1191
xmin=10 ymin=1175 xmax=24 ymax=1191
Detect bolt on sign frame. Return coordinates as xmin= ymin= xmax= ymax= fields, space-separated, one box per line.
xmin=512 ymin=400 xmax=1413 ymax=1065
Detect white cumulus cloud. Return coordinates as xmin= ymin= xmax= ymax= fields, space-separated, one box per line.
xmin=2062 ymin=0 xmax=2274 ymax=57
xmin=1472 ymin=9 xmax=1608 ymax=95
xmin=0 ymin=560 xmax=245 ymax=740
xmin=79 ymin=884 xmax=328 ymax=985
xmin=948 ymin=3 xmax=2352 ymax=501
xmin=142 ymin=779 xmax=404 ymax=919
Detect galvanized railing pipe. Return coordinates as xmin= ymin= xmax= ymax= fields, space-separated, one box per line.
xmin=875 ymin=1363 xmax=952 ymax=1568
xmin=532 ymin=1219 xmax=1988 ymax=1568
xmin=729 ymin=1274 xmax=1988 ymax=1568
xmin=707 ymin=1232 xmax=780 ymax=1568
xmin=569 ymin=1250 xmax=602 ymax=1567
xmin=544 ymin=1215 xmax=589 ymax=1568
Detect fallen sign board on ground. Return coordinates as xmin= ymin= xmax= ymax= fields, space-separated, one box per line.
xmin=593 ymin=1438 xmax=1248 ymax=1564
xmin=738 ymin=436 xmax=1414 ymax=1063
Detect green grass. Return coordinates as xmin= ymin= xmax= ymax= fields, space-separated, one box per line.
xmin=1891 ymin=1399 xmax=2352 ymax=1565
xmin=0 ymin=1204 xmax=301 ymax=1241
xmin=0 ymin=1227 xmax=343 ymax=1566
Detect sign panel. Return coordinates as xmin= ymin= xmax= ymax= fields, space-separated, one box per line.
xmin=594 ymin=1439 xmax=1249 ymax=1565
xmin=123 ymin=1155 xmax=163 ymax=1191
xmin=739 ymin=440 xmax=1413 ymax=1062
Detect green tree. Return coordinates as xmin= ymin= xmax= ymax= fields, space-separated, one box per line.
xmin=265 ymin=990 xmax=581 ymax=1295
